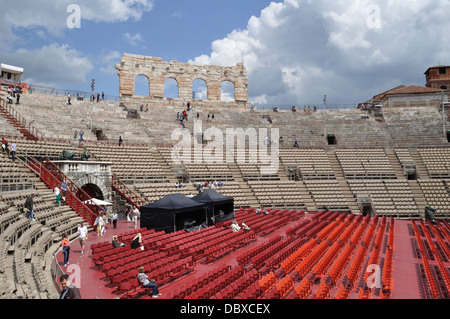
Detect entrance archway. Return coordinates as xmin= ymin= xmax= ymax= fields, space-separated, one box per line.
xmin=80 ymin=183 xmax=104 ymax=200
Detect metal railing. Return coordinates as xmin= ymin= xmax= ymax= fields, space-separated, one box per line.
xmin=112 ymin=175 xmax=147 ymax=208
xmin=0 ymin=96 xmax=44 ymax=140
xmin=26 ymin=83 xmax=120 ymax=102
xmin=250 ymin=104 xmax=358 ymax=112
xmin=23 ymin=156 xmax=102 ymax=227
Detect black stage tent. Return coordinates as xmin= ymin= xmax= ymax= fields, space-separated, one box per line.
xmin=140 ymin=193 xmax=207 ymax=233
xmin=193 ymin=189 xmax=235 ymax=226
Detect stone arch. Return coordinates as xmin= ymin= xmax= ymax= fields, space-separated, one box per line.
xmin=221 ymin=80 xmax=235 ymax=102
xmin=441 ymin=85 xmax=448 ymax=90
xmin=134 ymin=74 xmax=150 ymax=97
xmin=76 ymin=175 xmax=111 ymax=202
xmin=164 ymin=77 xmax=179 ymax=99
xmin=193 ymin=78 xmax=208 ymax=100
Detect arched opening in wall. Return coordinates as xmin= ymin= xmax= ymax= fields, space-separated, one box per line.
xmin=134 ymin=75 xmax=150 ymax=97
xmin=221 ymin=81 xmax=235 ymax=102
xmin=193 ymin=79 xmax=208 ymax=100
xmin=164 ymin=78 xmax=179 ymax=99
xmin=80 ymin=183 xmax=104 ymax=201
xmin=440 ymin=85 xmax=448 ymax=90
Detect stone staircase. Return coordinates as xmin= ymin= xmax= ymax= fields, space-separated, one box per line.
xmin=409 ymin=149 xmax=430 ymax=180
xmin=294 ymin=181 xmax=317 ymax=212
xmin=407 ymin=180 xmax=427 ymax=219
xmin=385 ymin=149 xmax=407 ymax=179
xmin=326 ymin=150 xmax=360 ymax=213
xmin=227 ymin=162 xmax=259 ymax=208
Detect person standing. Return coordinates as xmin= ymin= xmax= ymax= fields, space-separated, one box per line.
xmin=24 ymin=194 xmax=35 ymax=221
xmin=62 ymin=233 xmax=70 ymax=267
xmin=76 ymin=222 xmax=88 ymax=255
xmin=79 ymin=129 xmax=84 ymax=142
xmin=112 ymin=210 xmax=118 ymax=229
xmin=10 ymin=142 xmax=16 ymax=161
xmin=119 ymin=136 xmax=123 ymax=147
xmin=67 ymin=93 xmax=71 ymax=105
xmin=60 ymin=182 xmax=68 ymax=203
xmin=132 ymin=206 xmax=140 ymax=229
xmin=59 ymin=274 xmax=81 ymax=299
xmin=54 ymin=186 xmax=61 ymax=206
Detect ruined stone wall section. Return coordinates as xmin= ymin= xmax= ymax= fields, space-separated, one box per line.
xmin=115 ymin=53 xmax=248 ymax=108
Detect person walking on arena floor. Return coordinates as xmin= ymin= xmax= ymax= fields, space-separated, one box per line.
xmin=59 ymin=274 xmax=81 ymax=299
xmin=77 ymin=222 xmax=88 ymax=255
xmin=132 ymin=206 xmax=140 ymax=229
xmin=112 ymin=210 xmax=118 ymax=229
xmin=62 ymin=233 xmax=71 ymax=267
xmin=137 ymin=266 xmax=162 ymax=298
xmin=94 ymin=214 xmax=105 ymax=236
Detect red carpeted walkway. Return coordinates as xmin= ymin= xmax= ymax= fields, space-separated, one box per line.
xmin=56 ymin=212 xmax=450 ymax=299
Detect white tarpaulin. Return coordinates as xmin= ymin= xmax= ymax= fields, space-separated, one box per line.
xmin=83 ymin=198 xmax=113 ymax=206
xmin=1 ymin=63 xmax=24 ymax=74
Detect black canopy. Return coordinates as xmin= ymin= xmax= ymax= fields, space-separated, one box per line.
xmin=140 ymin=193 xmax=207 ymax=233
xmin=193 ymin=189 xmax=235 ymax=225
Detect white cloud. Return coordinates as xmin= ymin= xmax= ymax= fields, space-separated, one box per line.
xmin=190 ymin=0 xmax=450 ymax=105
xmin=0 ymin=44 xmax=94 ymax=87
xmin=99 ymin=51 xmax=122 ymax=74
xmin=124 ymin=33 xmax=145 ymax=46
xmin=0 ymin=0 xmax=154 ymax=44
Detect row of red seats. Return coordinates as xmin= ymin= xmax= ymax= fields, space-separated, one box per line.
xmin=183 ymin=266 xmax=246 ymax=299
xmin=165 ymin=264 xmax=232 ymax=299
xmin=363 ymin=216 xmax=387 ymax=286
xmin=312 ymin=280 xmax=333 ymax=299
xmin=380 ymin=217 xmax=394 ymax=298
xmin=428 ymin=221 xmax=450 ymax=260
xmin=211 ymin=268 xmax=260 ymax=299
xmin=293 ymin=276 xmax=314 ymax=299
xmin=327 ymin=215 xmax=370 ymax=285
xmin=251 ymin=237 xmax=297 ymax=270
xmin=295 ymin=214 xmax=355 ymax=279
xmin=91 ymin=228 xmax=149 ymax=258
xmin=411 ymin=219 xmax=440 ymax=299
xmin=345 ymin=216 xmax=377 ymax=287
xmin=159 ymin=226 xmax=223 ymax=254
xmin=280 ymin=238 xmax=318 ymax=275
xmin=261 ymin=274 xmax=294 ymax=299
xmin=108 ymin=251 xmax=181 ymax=285
xmin=202 ymin=231 xmax=257 ymax=262
xmin=264 ymin=238 xmax=306 ymax=273
xmin=102 ymin=250 xmax=167 ymax=273
xmin=419 ymin=219 xmax=450 ymax=297
xmin=236 ymin=235 xmax=282 ymax=266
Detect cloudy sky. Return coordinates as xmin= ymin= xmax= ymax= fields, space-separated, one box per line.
xmin=1 ymin=0 xmax=449 ymax=106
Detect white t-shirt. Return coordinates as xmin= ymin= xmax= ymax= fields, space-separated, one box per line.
xmin=77 ymin=226 xmax=88 ymax=239
xmin=54 ymin=187 xmax=60 ymax=196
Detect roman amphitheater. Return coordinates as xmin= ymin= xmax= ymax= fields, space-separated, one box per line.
xmin=0 ymin=55 xmax=449 ymax=300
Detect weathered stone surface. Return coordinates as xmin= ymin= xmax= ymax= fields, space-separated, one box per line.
xmin=116 ymin=53 xmax=248 ymax=109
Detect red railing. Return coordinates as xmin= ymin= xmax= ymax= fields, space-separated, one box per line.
xmin=25 ymin=157 xmax=102 ymax=227
xmin=0 ymin=95 xmax=44 ymax=140
xmin=112 ymin=175 xmax=146 ymax=208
